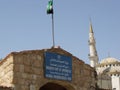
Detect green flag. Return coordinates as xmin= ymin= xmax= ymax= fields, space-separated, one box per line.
xmin=47 ymin=0 xmax=53 ymax=14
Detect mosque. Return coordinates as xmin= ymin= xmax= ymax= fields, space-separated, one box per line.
xmin=0 ymin=22 xmax=120 ymax=90
xmin=88 ymin=22 xmax=120 ymax=90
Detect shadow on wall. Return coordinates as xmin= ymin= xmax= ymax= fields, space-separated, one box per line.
xmin=0 ymin=86 xmax=13 ymax=90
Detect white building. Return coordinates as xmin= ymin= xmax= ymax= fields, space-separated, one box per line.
xmin=88 ymin=22 xmax=120 ymax=90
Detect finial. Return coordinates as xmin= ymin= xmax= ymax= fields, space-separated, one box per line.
xmin=89 ymin=18 xmax=93 ymax=33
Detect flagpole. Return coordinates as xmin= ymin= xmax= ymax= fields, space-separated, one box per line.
xmin=52 ymin=11 xmax=55 ymax=47
xmin=47 ymin=0 xmax=55 ymax=47
xmin=51 ymin=0 xmax=55 ymax=47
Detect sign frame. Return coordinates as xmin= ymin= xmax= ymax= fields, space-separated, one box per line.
xmin=44 ymin=52 xmax=72 ymax=81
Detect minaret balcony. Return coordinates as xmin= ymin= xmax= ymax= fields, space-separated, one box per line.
xmin=88 ymin=54 xmax=98 ymax=57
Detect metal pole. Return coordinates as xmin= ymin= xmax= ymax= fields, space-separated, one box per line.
xmin=52 ymin=13 xmax=55 ymax=47
xmin=51 ymin=0 xmax=55 ymax=47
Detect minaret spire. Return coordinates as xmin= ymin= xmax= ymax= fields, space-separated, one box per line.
xmin=88 ymin=21 xmax=99 ymax=67
xmin=90 ymin=22 xmax=93 ymax=33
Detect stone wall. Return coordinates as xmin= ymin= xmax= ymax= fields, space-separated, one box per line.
xmin=12 ymin=50 xmax=44 ymax=90
xmin=0 ymin=55 xmax=14 ymax=87
xmin=0 ymin=47 xmax=96 ymax=90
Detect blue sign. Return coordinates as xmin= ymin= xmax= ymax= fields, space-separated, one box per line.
xmin=44 ymin=52 xmax=72 ymax=81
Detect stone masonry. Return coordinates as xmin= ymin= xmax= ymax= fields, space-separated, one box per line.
xmin=0 ymin=47 xmax=96 ymax=90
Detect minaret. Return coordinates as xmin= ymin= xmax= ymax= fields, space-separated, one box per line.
xmin=88 ymin=22 xmax=99 ymax=67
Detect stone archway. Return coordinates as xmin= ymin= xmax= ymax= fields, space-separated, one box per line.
xmin=39 ymin=82 xmax=67 ymax=90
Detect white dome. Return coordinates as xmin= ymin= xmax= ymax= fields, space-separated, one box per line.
xmin=110 ymin=66 xmax=120 ymax=72
xmin=96 ymin=57 xmax=120 ymax=75
xmin=100 ymin=57 xmax=119 ymax=64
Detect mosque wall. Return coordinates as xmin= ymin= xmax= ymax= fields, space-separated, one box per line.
xmin=112 ymin=76 xmax=120 ymax=90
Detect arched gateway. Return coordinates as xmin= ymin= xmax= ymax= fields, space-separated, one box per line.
xmin=39 ymin=82 xmax=75 ymax=90
xmin=40 ymin=83 xmax=67 ymax=90
xmin=0 ymin=47 xmax=96 ymax=90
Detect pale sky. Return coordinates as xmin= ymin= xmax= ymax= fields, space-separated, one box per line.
xmin=0 ymin=0 xmax=120 ymax=64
